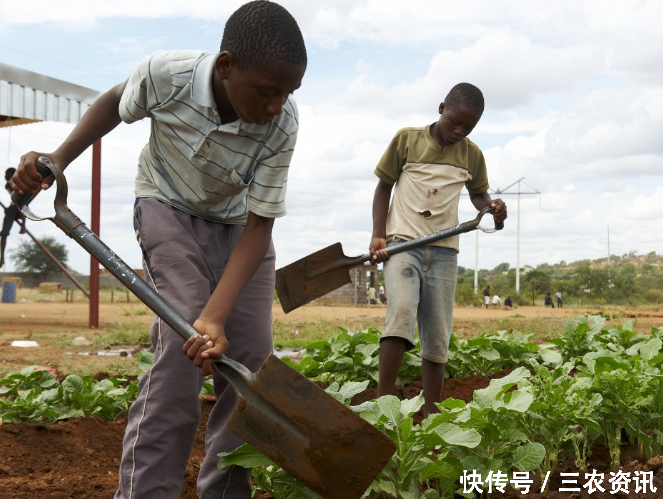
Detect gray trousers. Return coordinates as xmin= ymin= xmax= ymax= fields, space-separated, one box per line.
xmin=115 ymin=198 xmax=275 ymax=499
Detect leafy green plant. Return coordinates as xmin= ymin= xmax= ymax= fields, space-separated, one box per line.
xmin=283 ymin=327 xmax=421 ymax=386
xmin=578 ymin=355 xmax=657 ymax=468
xmin=517 ymin=362 xmax=601 ymax=474
xmin=446 ymin=331 xmax=539 ymax=378
xmin=59 ymin=375 xmax=135 ymax=420
xmin=0 ymin=367 xmax=61 ymax=423
xmin=548 ymin=315 xmax=605 ymax=361
xmin=448 ymin=367 xmax=545 ymax=495
xmin=355 ymin=394 xmax=481 ymax=499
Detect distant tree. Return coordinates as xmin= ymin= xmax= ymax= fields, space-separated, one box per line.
xmin=494 ymin=262 xmax=510 ymax=272
xmin=10 ymin=236 xmax=68 ymax=276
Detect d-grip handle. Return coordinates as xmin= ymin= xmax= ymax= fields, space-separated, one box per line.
xmin=10 ymin=157 xmax=54 ymax=208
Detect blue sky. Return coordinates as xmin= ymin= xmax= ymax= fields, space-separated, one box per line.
xmin=1 ymin=0 xmax=662 ymax=278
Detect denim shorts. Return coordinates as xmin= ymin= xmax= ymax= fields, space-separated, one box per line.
xmin=382 ymin=239 xmax=457 ymax=363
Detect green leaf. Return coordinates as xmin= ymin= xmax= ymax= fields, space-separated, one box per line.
xmin=436 ymin=423 xmax=482 ymax=448
xmin=400 ymin=393 xmax=425 ymax=417
xmin=137 ymin=350 xmax=154 ymax=373
xmin=639 ymin=338 xmax=663 ymax=362
xmin=478 ymin=346 xmax=501 ymax=361
xmin=511 ymin=442 xmax=545 ymax=471
xmin=217 ymin=444 xmax=273 ymax=470
xmin=503 ymin=388 xmax=534 ymax=413
xmin=540 ymin=348 xmax=563 ymax=365
xmin=376 ymin=395 xmax=403 ymax=424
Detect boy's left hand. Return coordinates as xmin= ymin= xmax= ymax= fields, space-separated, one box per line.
xmin=183 ymin=320 xmax=229 ymax=376
xmin=490 ymin=198 xmax=507 ymax=222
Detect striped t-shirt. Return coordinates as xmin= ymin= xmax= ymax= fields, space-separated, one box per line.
xmin=119 ymin=50 xmax=299 ymax=224
xmin=374 ymin=125 xmax=489 ymax=252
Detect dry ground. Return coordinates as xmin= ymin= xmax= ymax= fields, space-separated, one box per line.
xmin=1 ymin=294 xmax=662 ymax=376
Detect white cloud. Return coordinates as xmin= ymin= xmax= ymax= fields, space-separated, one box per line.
xmin=1 ymin=0 xmax=662 ymax=278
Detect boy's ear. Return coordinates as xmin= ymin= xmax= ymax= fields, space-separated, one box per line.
xmin=216 ymin=51 xmax=235 ymax=79
xmin=438 ymin=102 xmax=446 ymax=114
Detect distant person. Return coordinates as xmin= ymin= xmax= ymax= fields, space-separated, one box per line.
xmin=504 ymin=296 xmax=513 ymax=310
xmin=379 ymin=284 xmax=387 ymax=304
xmin=367 ymin=286 xmax=377 ymax=305
xmin=545 ymin=292 xmax=555 ymax=308
xmin=1 ymin=168 xmax=26 ymax=268
xmin=482 ymin=285 xmax=491 ymax=308
xmin=492 ymin=294 xmax=501 ymax=308
xmin=368 ymin=82 xmax=507 ymax=416
xmin=555 ymin=290 xmax=562 ymax=308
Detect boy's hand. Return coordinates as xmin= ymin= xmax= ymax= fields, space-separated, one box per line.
xmin=183 ymin=320 xmax=229 ymax=376
xmin=12 ymin=152 xmax=59 ymax=195
xmin=490 ymin=198 xmax=507 ymax=223
xmin=370 ymin=236 xmax=389 ymax=264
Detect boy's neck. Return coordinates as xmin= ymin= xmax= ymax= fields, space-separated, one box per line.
xmin=429 ymin=123 xmax=445 ymax=149
xmin=212 ymin=68 xmax=239 ymax=124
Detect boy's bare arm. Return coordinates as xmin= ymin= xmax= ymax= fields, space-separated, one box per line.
xmin=11 ymin=80 xmax=128 ymax=195
xmin=184 ymin=211 xmax=274 ymax=374
xmin=469 ymin=191 xmax=507 ymax=222
xmin=370 ymin=179 xmax=393 ymax=263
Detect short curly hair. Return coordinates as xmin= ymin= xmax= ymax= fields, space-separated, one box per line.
xmin=444 ymin=83 xmax=484 ymax=113
xmin=220 ymin=1 xmax=307 ymax=71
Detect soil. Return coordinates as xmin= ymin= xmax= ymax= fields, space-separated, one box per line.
xmin=1 ymin=301 xmax=663 ymax=498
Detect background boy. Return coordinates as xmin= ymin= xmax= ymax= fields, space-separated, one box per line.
xmin=369 ymin=83 xmax=507 ymax=416
xmin=10 ymin=2 xmax=307 ymax=498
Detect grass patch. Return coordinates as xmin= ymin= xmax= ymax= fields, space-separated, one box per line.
xmin=453 ymin=316 xmax=568 ymax=341
xmin=93 ymin=322 xmax=150 ymax=346
xmin=272 ymin=315 xmax=385 ymax=345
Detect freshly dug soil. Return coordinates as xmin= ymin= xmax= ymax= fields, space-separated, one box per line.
xmin=2 ymin=373 xmax=663 ymax=499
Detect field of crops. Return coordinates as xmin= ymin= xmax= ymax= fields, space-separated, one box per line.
xmin=2 ymin=301 xmax=663 ymax=498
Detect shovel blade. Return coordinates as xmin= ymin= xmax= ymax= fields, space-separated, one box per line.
xmin=276 ymin=242 xmax=355 ymax=313
xmin=226 ymin=354 xmax=395 ymax=499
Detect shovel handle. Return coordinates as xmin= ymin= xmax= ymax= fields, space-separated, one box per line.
xmin=10 ymin=157 xmax=54 ymax=208
xmin=380 ymin=205 xmax=502 ymax=258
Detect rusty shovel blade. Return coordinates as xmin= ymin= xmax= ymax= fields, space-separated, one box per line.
xmin=217 ymin=354 xmax=396 ymax=499
xmin=275 ymin=242 xmax=365 ymax=313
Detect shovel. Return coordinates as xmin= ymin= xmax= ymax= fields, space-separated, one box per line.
xmin=12 ymin=157 xmax=396 ymax=499
xmin=276 ymin=207 xmax=503 ymax=313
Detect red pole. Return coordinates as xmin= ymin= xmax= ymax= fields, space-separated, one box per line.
xmin=89 ymin=140 xmax=101 ymax=328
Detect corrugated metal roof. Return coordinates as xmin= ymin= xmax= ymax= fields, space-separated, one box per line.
xmin=0 ymin=62 xmax=100 ymax=128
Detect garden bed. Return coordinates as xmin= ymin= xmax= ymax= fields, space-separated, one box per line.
xmin=1 ymin=372 xmax=663 ymax=499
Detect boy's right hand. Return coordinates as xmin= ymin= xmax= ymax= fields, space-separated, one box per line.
xmin=370 ymin=236 xmax=389 ymax=264
xmin=183 ymin=319 xmax=230 ymax=376
xmin=11 ymin=152 xmax=60 ymax=196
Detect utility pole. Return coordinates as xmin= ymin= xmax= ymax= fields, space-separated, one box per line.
xmin=491 ymin=178 xmax=541 ymax=295
xmin=607 ymin=225 xmax=611 ymax=283
xmin=474 ymin=230 xmax=479 ymax=294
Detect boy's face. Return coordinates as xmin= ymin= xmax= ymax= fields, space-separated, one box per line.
xmin=214 ymin=53 xmax=305 ymax=125
xmin=436 ymin=103 xmax=483 ymax=146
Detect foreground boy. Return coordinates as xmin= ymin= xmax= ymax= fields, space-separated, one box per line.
xmin=11 ymin=2 xmax=307 ymax=497
xmin=369 ymin=83 xmax=507 ymax=416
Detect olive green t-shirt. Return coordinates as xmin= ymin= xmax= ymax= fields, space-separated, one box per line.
xmin=374 ymin=125 xmax=489 ymax=252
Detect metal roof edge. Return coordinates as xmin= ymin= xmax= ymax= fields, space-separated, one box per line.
xmin=0 ymin=62 xmax=101 ymax=104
